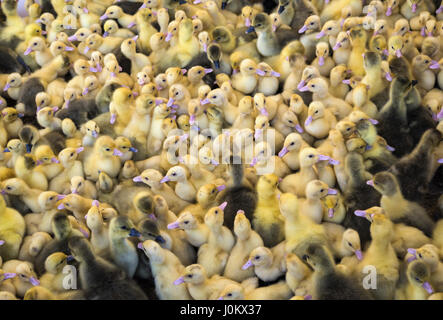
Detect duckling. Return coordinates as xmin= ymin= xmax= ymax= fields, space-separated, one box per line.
xmin=368 ymin=171 xmax=435 ymax=236
xmin=328 ymin=65 xmax=350 ymax=99
xmin=134 ymin=169 xmax=191 ymax=213
xmin=1 ymin=108 xmax=23 ymax=139
xmin=197 ymin=204 xmax=235 ymax=277
xmin=396 ymin=260 xmax=434 ymax=299
xmin=175 ymin=264 xmax=240 ymax=300
xmin=18 ymin=231 xmax=52 ymax=265
xmin=146 ymin=103 xmax=172 ymax=156
xmin=39 ymin=252 xmax=71 ymax=294
xmin=300 ymin=180 xmax=337 ymax=224
xmin=280 ymin=148 xmax=325 ymax=197
xmin=332 ymin=31 xmax=351 ymax=66
xmin=242 ymin=242 xmax=287 ymax=282
xmin=49 ymin=147 xmax=84 ymax=194
xmin=3 ymin=73 xmax=23 ymax=101
xmin=1 ymin=178 xmax=42 ymax=213
xmin=67 ymin=236 xmax=147 ymax=300
xmin=139 ymin=240 xmax=191 ymax=300
xmin=84 ymin=136 xmax=122 ymax=181
xmin=300 ymin=77 xmax=352 ymax=120
xmin=224 ymin=210 xmax=264 ymax=282
xmin=102 ymin=20 xmax=134 ymax=40
xmin=303 ymin=101 xmax=337 ymax=139
xmin=108 ymin=216 xmax=139 ymax=278
xmin=302 ymin=243 xmax=373 ymax=300
xmin=0 ymin=195 xmax=25 ymax=260
xmin=412 ymin=54 xmax=435 ymax=93
xmin=254 ymin=115 xmax=284 ymax=153
xmin=83 ymin=33 xmax=123 ymax=56
xmin=231 ymin=59 xmax=258 ymax=95
xmin=24 ymin=37 xmax=53 ymax=67
xmin=411 ymin=244 xmax=443 ymax=291
xmin=255 ymin=62 xmax=280 ymax=96
xmin=351 ymin=83 xmax=378 ymax=118
xmin=34 ymin=211 xmax=83 ymax=275
xmin=2 ymin=260 xmax=39 ymax=298
xmin=278 ymin=133 xmax=309 ymax=171
xmin=322 ymin=193 xmax=346 ymax=223
xmin=348 ymin=27 xmax=367 ymax=77
xmin=219 ymin=280 xmax=292 ymax=300
xmin=252 ymin=174 xmax=284 ymax=247
xmin=161 ymin=165 xmax=196 ymax=203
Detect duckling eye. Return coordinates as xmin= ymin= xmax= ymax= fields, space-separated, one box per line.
xmin=184 ymin=220 xmax=189 ymax=224
xmin=315 ymin=110 xmax=319 ymax=114
xmin=105 ymin=148 xmax=110 ymax=152
xmin=58 ymin=46 xmax=62 ymax=49
xmin=121 ymin=226 xmax=128 ymax=230
xmin=33 ymin=42 xmax=37 ymax=46
xmin=227 ymin=293 xmax=232 ymax=297
xmin=302 ymin=254 xmax=309 ymax=261
xmin=310 ymin=22 xmax=314 ymax=25
xmin=254 ymin=256 xmax=260 ymax=260
xmin=172 ymin=172 xmax=177 ymax=176
xmin=70 ymin=152 xmax=74 ymax=157
xmin=347 ymin=241 xmax=353 ymax=247
xmin=311 ymin=84 xmax=315 ymax=88
xmin=19 ymin=274 xmax=26 ymax=278
xmin=327 ymin=27 xmax=332 ymax=30
xmin=415 ymin=277 xmax=420 ymax=282
xmin=288 ymin=120 xmax=293 ymax=123
xmin=308 ymin=154 xmax=314 ymax=158
xmin=418 ymin=253 xmax=422 ymax=258
xmin=11 ymin=80 xmax=14 ymax=83
xmin=187 ymin=274 xmax=193 ymax=278
xmin=6 ymin=186 xmax=12 ymax=190
xmin=424 ymin=60 xmax=429 ymax=63
xmin=320 ymin=188 xmax=324 ymax=192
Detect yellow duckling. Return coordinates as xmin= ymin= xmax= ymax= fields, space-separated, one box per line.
xmin=14 ymin=153 xmax=48 ymax=191
xmin=161 ymin=166 xmax=196 ymax=203
xmin=348 ymin=27 xmax=367 ymax=77
xmin=218 ymin=281 xmax=292 ymax=300
xmin=304 ymin=101 xmax=337 ymax=139
xmin=322 ymin=193 xmax=346 ymax=223
xmin=396 ymin=260 xmax=434 ymax=300
xmin=242 ymin=242 xmax=287 ymax=282
xmin=1 ymin=108 xmax=23 ymax=139
xmin=23 ymin=36 xmax=53 ymax=67
xmin=39 ymin=252 xmax=71 ymax=293
xmin=286 ymin=252 xmax=314 ymax=297
xmin=3 ymin=73 xmax=23 ymax=101
xmin=232 ymin=59 xmax=258 ymax=95
xmin=197 ymin=204 xmax=235 ymax=277
xmin=109 ymin=87 xmax=135 ymax=135
xmin=34 ymin=145 xmax=63 ymax=180
xmin=84 ymin=136 xmax=122 ymax=181
xmin=2 ymin=260 xmax=39 ymax=298
xmin=252 ymin=174 xmax=284 ymax=247
xmin=0 ymin=195 xmax=25 ymax=260
xmin=83 ymin=33 xmax=123 ymax=56
xmin=329 ymin=64 xmax=351 ymax=99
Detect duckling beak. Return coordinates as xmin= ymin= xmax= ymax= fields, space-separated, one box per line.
xmin=385 ymin=72 xmax=392 ymax=81
xmin=429 ymin=60 xmax=440 ymax=69
xmin=245 ymin=18 xmax=251 ymax=27
xmin=386 ymin=145 xmax=395 ymax=152
xmin=254 ymin=129 xmax=262 ymax=140
xmin=200 ymin=98 xmax=210 ymax=105
xmin=174 ymin=276 xmax=185 ymax=285
xmin=278 ymin=5 xmax=285 ymax=14
xmin=213 ymin=60 xmax=220 ymax=69
xmin=51 ymin=157 xmax=60 ymax=163
xmin=100 ymin=14 xmax=108 ymax=20
xmin=110 ymin=113 xmax=116 ymax=124
xmin=316 ymin=30 xmax=325 ymax=39
xmin=129 ymin=147 xmax=138 ymax=153
xmin=129 ymin=228 xmax=141 ymax=237
xmin=256 ymin=69 xmax=266 ymax=76
xmin=219 ymin=201 xmax=228 ymax=210
xmin=422 ymin=282 xmax=433 ymax=294
xmin=76 ymin=147 xmax=84 ymax=154
xmin=167 ymin=221 xmax=180 ymax=229
xmin=24 ymin=47 xmax=33 ymax=56
xmin=437 ymin=6 xmax=443 ymax=14
xmin=113 ymin=149 xmax=123 ymax=156
xmin=304 ymin=115 xmax=313 ymax=126
xmin=318 ymin=56 xmax=325 ymax=66
xmin=278 ymin=147 xmax=289 ymax=158
xmin=250 ymin=157 xmax=258 ymax=167
xmin=3 ymin=273 xmax=16 ymax=280
xmin=3 ymin=83 xmax=10 ymax=91
xmin=160 ymin=175 xmax=170 ymax=183
xmin=155 ymin=235 xmax=166 ymax=244
xmin=438 ymin=158 xmax=443 ymax=164
xmin=386 ymin=7 xmax=392 ymax=16
xmin=165 ymin=32 xmax=173 ymax=42
xmin=411 ymin=3 xmax=417 ymax=12
xmin=0 ymin=240 xmax=4 ymax=245
xmin=395 ymin=49 xmax=402 ymax=57
xmin=68 ymin=35 xmax=77 ymax=41
xmin=218 ymin=296 xmax=224 ymax=300
xmin=242 ymin=260 xmax=253 ymax=270
xmin=216 ymin=184 xmax=225 ymax=191
xmin=3 ymin=148 xmax=10 ymax=152
xmin=245 ymin=26 xmax=255 ymax=34
xmin=203 ymin=43 xmax=207 ymax=52
xmin=29 ymin=277 xmax=40 ymax=286
xmin=92 ymin=130 xmax=98 ymax=138
xmin=26 ymin=144 xmax=32 ymax=153
xmin=354 ymin=250 xmax=363 ymax=260
xmin=327 ymin=188 xmax=337 ymax=195
xmin=366 ymin=180 xmax=374 ymax=187
xmin=328 ymin=208 xmax=334 ymax=218
xmin=354 ymin=210 xmax=367 ymax=217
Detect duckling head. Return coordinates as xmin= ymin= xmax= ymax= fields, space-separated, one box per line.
xmin=192 ymin=18 xmax=203 ymax=35
xmin=388 ymin=35 xmax=404 ymax=58
xmin=388 ymin=57 xmax=412 ymax=81
xmin=412 ymin=54 xmax=433 ymax=72
xmin=1 ymin=107 xmax=20 ymax=123
xmin=205 ymin=203 xmax=227 ymax=228
xmin=97 ymin=171 xmax=114 ymax=194
xmin=85 ymin=33 xmax=103 ymax=51
xmin=137 ymin=8 xmax=155 ymax=24
xmin=305 ymin=180 xmax=333 ymax=200
xmin=219 ymin=284 xmax=244 ymax=300
xmin=35 ymin=145 xmax=58 ymax=166
xmin=362 ymin=15 xmax=375 ymax=31
xmin=15 ymin=263 xmax=39 ymax=286
xmin=370 ymin=171 xmax=399 ymax=196
xmin=38 ymin=12 xmax=54 ymax=27
xmin=407 ymin=260 xmax=434 ymax=294
xmin=337 ymin=120 xmax=357 ymax=139
xmin=112 ymin=86 xmax=134 ymax=106
xmin=169 ymin=83 xmax=188 ymax=102
xmin=302 ymin=243 xmax=335 ymax=272
xmin=110 ymin=216 xmax=139 ymax=239
xmin=115 ymin=136 xmax=136 ymax=155
xmin=44 ymin=252 xmax=68 ymax=274
xmin=101 ymin=5 xmax=123 ymax=20
xmin=150 ymin=32 xmax=167 ymax=51
xmin=133 ymin=192 xmax=154 ymax=217
xmin=349 ymin=27 xmax=367 ymax=46
xmin=134 ymin=94 xmax=155 ymax=115
xmin=1 ymin=178 xmax=28 ymax=196
xmin=299 ymin=15 xmax=321 ymax=34
xmin=319 ymin=20 xmax=339 ymax=38
xmin=179 ymin=264 xmax=207 ymax=285
xmin=247 ymin=247 xmax=273 ymax=268
xmin=280 ymin=133 xmax=303 ymax=157
xmin=49 ymin=40 xmax=72 ymax=57
xmin=299 ymin=147 xmax=326 ymax=168
xmin=286 ymin=253 xmax=309 ymax=277
xmin=25 ymin=37 xmax=46 ymax=55
xmin=373 ymin=19 xmax=388 ymax=36
xmin=139 ymin=240 xmax=165 ymax=263
xmin=198 ymin=31 xmax=210 ymax=52
xmin=369 ymin=35 xmax=387 ymax=56
xmin=163 ymin=166 xmax=188 ymax=183
xmin=300 ymin=77 xmax=327 ymax=95
xmin=251 ymin=13 xmax=270 ymax=33
xmin=121 ymin=37 xmax=138 ymax=58
xmin=233 ymin=210 xmax=252 ymax=239
xmin=188 ymin=66 xmax=212 ymax=84
xmin=95 ymin=136 xmax=121 ymax=158
xmin=58 ymin=147 xmax=82 ymax=165
xmin=345 ymin=138 xmax=366 ymax=154
xmin=207 ymin=43 xmax=222 ymax=70
xmin=211 ymin=26 xmax=232 ymax=46
xmin=5 ymin=73 xmax=22 ymax=91
xmin=329 ymin=65 xmax=349 ymax=86
xmin=103 ymin=20 xmax=118 ymax=37
xmin=282 ymin=110 xmax=302 ymax=132
xmin=37 ymin=191 xmax=59 ymax=211
xmin=421 ymin=37 xmax=439 ymax=59
xmin=165 ymin=67 xmax=185 ymax=86
xmin=5 ymin=138 xmax=25 ymax=155
xmin=256 ymin=173 xmax=279 ymax=196
xmin=68 ymin=236 xmax=95 ymax=263
xmin=342 ymin=229 xmax=362 ymax=259
xmin=51 ymin=212 xmax=71 ymax=239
